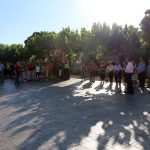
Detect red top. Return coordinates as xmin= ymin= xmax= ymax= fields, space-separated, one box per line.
xmin=27 ymin=63 xmax=33 ymax=71
xmin=89 ymin=62 xmax=97 ymax=72
xmin=14 ymin=64 xmax=21 ymax=75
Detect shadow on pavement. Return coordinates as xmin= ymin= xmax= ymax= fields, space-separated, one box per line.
xmin=0 ymin=79 xmax=150 ymax=150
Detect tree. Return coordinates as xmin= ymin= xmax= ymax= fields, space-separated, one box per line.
xmin=140 ymin=9 xmax=150 ymax=45
xmin=140 ymin=9 xmax=150 ymax=58
xmin=91 ymin=22 xmax=111 ymax=60
xmin=24 ymin=31 xmax=57 ymax=59
xmin=0 ymin=18 xmax=148 ymax=67
xmin=0 ymin=44 xmax=9 ymax=62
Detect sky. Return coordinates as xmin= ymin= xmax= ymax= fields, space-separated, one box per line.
xmin=0 ymin=0 xmax=149 ymax=44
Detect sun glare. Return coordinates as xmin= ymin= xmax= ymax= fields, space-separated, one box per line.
xmin=80 ymin=0 xmax=143 ymax=26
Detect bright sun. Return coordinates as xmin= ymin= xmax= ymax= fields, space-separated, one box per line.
xmin=80 ymin=0 xmax=142 ymax=26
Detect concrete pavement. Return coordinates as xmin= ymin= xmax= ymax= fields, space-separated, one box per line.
xmin=0 ymin=79 xmax=150 ymax=150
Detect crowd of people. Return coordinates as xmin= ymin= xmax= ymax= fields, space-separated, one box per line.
xmin=81 ymin=57 xmax=150 ymax=94
xmin=1 ymin=56 xmax=150 ymax=95
xmin=0 ymin=56 xmax=70 ymax=86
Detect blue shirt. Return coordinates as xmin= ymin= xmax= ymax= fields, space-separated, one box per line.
xmin=0 ymin=64 xmax=4 ymax=71
xmin=114 ymin=64 xmax=122 ymax=72
xmin=137 ymin=63 xmax=146 ymax=72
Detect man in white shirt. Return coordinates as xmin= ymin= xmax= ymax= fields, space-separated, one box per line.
xmin=125 ymin=58 xmax=134 ymax=94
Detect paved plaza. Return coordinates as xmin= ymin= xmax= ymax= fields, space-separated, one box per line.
xmin=0 ymin=78 xmax=150 ymax=150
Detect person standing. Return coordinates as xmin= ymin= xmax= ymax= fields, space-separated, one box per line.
xmin=35 ymin=62 xmax=40 ymax=79
xmin=147 ymin=59 xmax=150 ymax=88
xmin=80 ymin=64 xmax=86 ymax=82
xmin=14 ymin=62 xmax=21 ymax=86
xmin=137 ymin=58 xmax=146 ymax=89
xmin=0 ymin=62 xmax=4 ymax=83
xmin=89 ymin=60 xmax=97 ymax=83
xmin=122 ymin=60 xmax=127 ymax=86
xmin=132 ymin=60 xmax=138 ymax=87
xmin=106 ymin=61 xmax=114 ymax=84
xmin=27 ymin=60 xmax=34 ymax=81
xmin=44 ymin=56 xmax=50 ymax=80
xmin=64 ymin=61 xmax=70 ymax=80
xmin=132 ymin=68 xmax=138 ymax=87
xmin=99 ymin=61 xmax=106 ymax=84
xmin=114 ymin=61 xmax=122 ymax=86
xmin=125 ymin=58 xmax=134 ymax=94
xmin=22 ymin=62 xmax=27 ymax=81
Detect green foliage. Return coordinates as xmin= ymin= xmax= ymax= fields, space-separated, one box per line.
xmin=140 ymin=14 xmax=150 ymax=45
xmin=0 ymin=43 xmax=25 ymax=63
xmin=140 ymin=10 xmax=150 ymax=59
xmin=1 ymin=12 xmax=150 ymax=64
xmin=24 ymin=31 xmax=57 ymax=59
